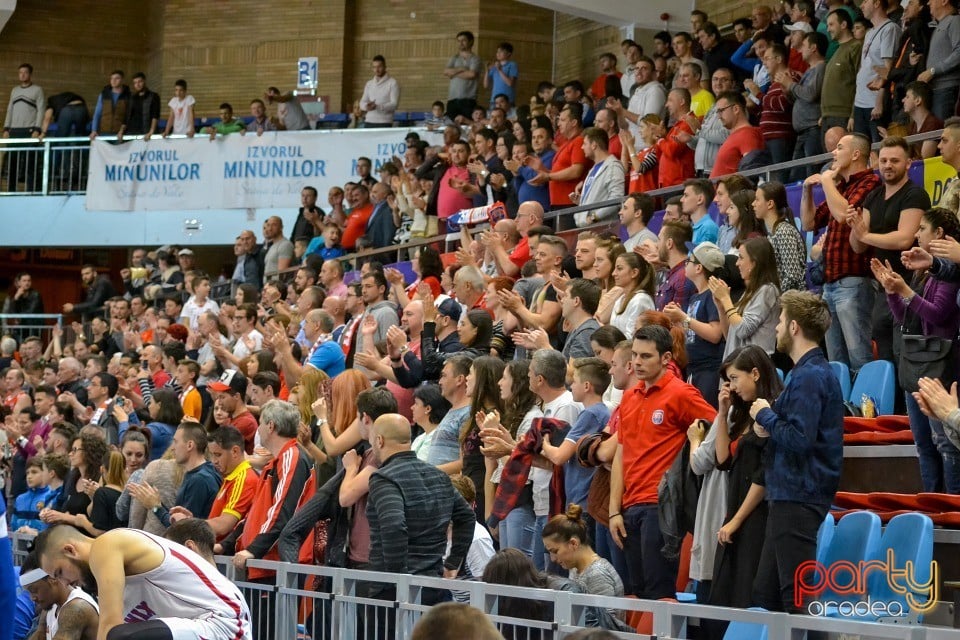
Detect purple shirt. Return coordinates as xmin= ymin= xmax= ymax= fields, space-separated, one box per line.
xmin=887 ymin=276 xmax=960 ymax=339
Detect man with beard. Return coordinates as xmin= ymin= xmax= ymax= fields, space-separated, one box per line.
xmin=62 ymin=265 xmax=116 ymax=322
xmin=848 ymin=136 xmax=929 ymax=362
xmin=19 ymin=550 xmax=99 ymax=640
xmin=35 ymin=524 xmax=251 ymax=640
xmin=750 ymin=291 xmax=843 ymax=612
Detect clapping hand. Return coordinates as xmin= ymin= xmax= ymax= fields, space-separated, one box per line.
xmin=901 ymin=246 xmax=933 ymax=272
xmin=914 ymin=378 xmax=959 ymax=421
xmin=928 ymin=236 xmax=960 ymax=263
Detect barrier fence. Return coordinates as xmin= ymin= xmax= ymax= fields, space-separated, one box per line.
xmin=7 ymin=532 xmax=953 ymax=640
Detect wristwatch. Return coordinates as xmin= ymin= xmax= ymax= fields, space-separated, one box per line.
xmin=398 ymin=344 xmax=410 ymax=355
xmin=151 ymin=505 xmax=163 ymax=515
xmin=480 ymin=169 xmax=489 ymax=177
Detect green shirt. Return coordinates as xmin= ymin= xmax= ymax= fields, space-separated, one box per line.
xmin=202 ymin=119 xmax=246 ymax=135
xmin=821 ymin=38 xmax=862 ymax=119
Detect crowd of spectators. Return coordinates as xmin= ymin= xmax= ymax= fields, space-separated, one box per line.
xmin=4 ymin=2 xmax=960 ymax=638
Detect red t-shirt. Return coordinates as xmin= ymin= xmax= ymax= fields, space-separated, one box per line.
xmin=228 ymin=411 xmax=258 ymax=455
xmin=710 ymin=125 xmax=765 ymax=178
xmin=590 ymin=72 xmax=623 ymax=100
xmin=549 ymin=135 xmax=592 ymax=207
xmin=617 ymin=371 xmax=716 ymax=507
xmin=509 ymin=236 xmax=531 ymax=273
xmin=341 ymin=203 xmax=373 ymax=250
xmin=657 ymin=120 xmax=695 ymax=188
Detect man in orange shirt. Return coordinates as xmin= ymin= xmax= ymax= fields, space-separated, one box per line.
xmin=531 ymin=102 xmax=591 ymax=214
xmin=609 ymin=324 xmax=716 ymax=599
xmin=170 ymin=425 xmax=257 ymax=541
xmin=340 ymin=184 xmax=374 ymax=251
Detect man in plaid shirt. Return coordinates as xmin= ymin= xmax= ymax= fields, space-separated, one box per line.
xmin=800 ymin=132 xmax=880 ymax=373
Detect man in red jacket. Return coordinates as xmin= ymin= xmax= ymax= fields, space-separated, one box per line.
xmin=224 ymin=399 xmax=315 ymax=640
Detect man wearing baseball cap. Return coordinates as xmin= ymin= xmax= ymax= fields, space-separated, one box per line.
xmin=391 ymin=296 xmax=465 ymax=388
xmin=208 ymin=369 xmax=257 ymax=453
xmin=19 ymin=550 xmax=100 ymax=640
xmin=662 ymin=241 xmax=727 ymax=407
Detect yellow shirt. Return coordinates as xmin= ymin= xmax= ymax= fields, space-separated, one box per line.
xmin=691 ymin=89 xmax=715 ymax=119
xmin=181 ymin=387 xmax=202 ymax=421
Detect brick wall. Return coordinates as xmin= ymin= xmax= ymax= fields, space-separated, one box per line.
xmin=0 ymin=2 xmax=665 ymax=123
xmin=693 ymin=0 xmax=751 ymax=29
xmin=0 ymin=1 xmax=151 ymax=118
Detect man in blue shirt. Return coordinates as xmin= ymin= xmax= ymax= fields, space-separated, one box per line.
xmin=483 ymin=42 xmax=518 ymax=108
xmin=749 ymin=290 xmax=844 ymax=613
xmin=680 ymin=178 xmax=719 ymax=245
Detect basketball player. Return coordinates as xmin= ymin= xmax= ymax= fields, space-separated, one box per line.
xmin=35 ymin=525 xmax=252 ymax=640
xmin=20 ymin=549 xmax=100 ymax=640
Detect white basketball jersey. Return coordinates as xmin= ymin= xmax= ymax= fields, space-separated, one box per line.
xmin=46 ymin=587 xmax=99 ymax=640
xmin=121 ymin=530 xmax=252 ymax=640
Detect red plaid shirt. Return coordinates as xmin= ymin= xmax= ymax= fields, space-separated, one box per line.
xmin=487 ymin=417 xmax=569 ymax=528
xmin=814 ymin=168 xmax=881 ymax=283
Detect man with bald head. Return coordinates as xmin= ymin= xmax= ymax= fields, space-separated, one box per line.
xmin=800 ymin=133 xmax=880 ymax=373
xmin=319 ymin=258 xmax=347 ymax=298
xmin=322 ymin=295 xmax=347 ymax=341
xmin=480 ymin=218 xmax=520 ymax=277
xmin=262 ymin=216 xmax=294 ymax=284
xmin=366 ymin=412 xmax=475 ymax=584
xmin=481 ymin=200 xmax=542 ymax=278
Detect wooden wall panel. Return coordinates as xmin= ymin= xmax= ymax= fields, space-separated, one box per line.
xmin=0 ymin=1 xmax=151 ymax=117
xmin=0 ymin=0 xmax=670 ymax=125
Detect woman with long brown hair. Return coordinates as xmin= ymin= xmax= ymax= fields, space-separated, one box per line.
xmin=753 ymin=181 xmax=806 ymax=292
xmin=480 ymin=359 xmax=546 ymax=561
xmin=709 ymin=346 xmax=784 ymax=611
xmin=710 ymin=237 xmax=782 ymax=358
xmin=598 ymin=252 xmax=655 ymax=336
xmin=462 ymin=356 xmax=505 ymax=522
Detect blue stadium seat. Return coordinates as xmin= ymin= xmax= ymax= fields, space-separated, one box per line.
xmin=816 ymin=512 xmax=835 ymax=567
xmin=820 ymin=511 xmax=881 ymax=605
xmin=316 ymin=113 xmax=350 ymax=129
xmin=849 ymin=360 xmax=896 ymax=415
xmin=723 ymin=608 xmax=769 ymax=640
xmin=829 ymin=361 xmax=852 ymax=402
xmin=864 ymin=513 xmax=934 ymax=623
xmin=408 ymin=111 xmax=429 ymax=122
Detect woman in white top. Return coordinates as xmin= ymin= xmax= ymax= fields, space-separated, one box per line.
xmin=599 ymin=252 xmax=656 ymax=337
xmin=410 ymin=383 xmax=451 ymax=462
xmin=709 ymin=237 xmax=781 ymax=358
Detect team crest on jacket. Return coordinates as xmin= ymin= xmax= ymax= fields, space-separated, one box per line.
xmin=652 ymin=410 xmax=664 ymax=425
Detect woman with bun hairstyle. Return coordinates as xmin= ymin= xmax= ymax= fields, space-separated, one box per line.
xmin=542 ymin=503 xmax=624 ymax=601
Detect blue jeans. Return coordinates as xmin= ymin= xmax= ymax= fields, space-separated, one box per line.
xmin=908 ymin=391 xmax=960 ymax=493
xmin=931 ymin=86 xmax=960 ymax=123
xmin=765 ymin=137 xmax=794 ymax=183
xmin=500 ymin=504 xmax=547 ymax=570
xmin=822 ymin=277 xmax=876 ymax=373
xmin=852 ymin=106 xmax=882 ymax=143
xmin=789 ymin=126 xmax=823 ymax=183
xmin=906 ymin=392 xmax=944 ymax=492
xmin=622 ymin=504 xmax=678 ymax=600
xmin=595 ymin=521 xmax=629 ymax=585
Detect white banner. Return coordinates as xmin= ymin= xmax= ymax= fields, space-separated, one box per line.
xmin=86 ymin=129 xmax=414 ymax=211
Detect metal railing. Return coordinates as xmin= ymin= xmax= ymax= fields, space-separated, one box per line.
xmin=0 ymin=313 xmax=63 ymax=343
xmin=264 ymin=128 xmax=949 ymax=280
xmin=6 ymin=532 xmax=950 ymax=640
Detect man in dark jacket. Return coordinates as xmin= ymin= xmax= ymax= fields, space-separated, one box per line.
xmin=62 ymin=265 xmax=115 ymax=322
xmin=118 ymin=72 xmax=160 ymax=140
xmin=750 ymin=290 xmax=843 ymax=612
